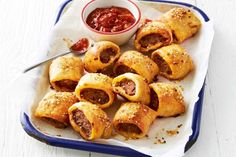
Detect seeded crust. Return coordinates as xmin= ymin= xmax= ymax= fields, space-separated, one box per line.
xmin=49 ymin=56 xmax=84 ymax=92
xmin=68 ymin=102 xmax=112 ymax=140
xmin=84 ymin=41 xmax=120 ymax=73
xmin=158 ymin=7 xmax=201 ymax=43
xmin=114 ymin=51 xmax=159 ymax=83
xmin=112 ymin=73 xmax=150 ymax=105
xmin=75 ymin=73 xmax=115 ymax=109
xmin=151 ymin=44 xmax=194 ymax=80
xmin=113 ymin=102 xmax=157 ymax=139
xmin=34 ymin=91 xmax=78 ymax=128
xmin=149 ymin=82 xmax=185 ymax=117
xmin=134 ymin=21 xmax=173 ymax=53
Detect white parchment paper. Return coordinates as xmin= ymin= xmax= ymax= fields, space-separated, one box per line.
xmin=17 ymin=0 xmax=214 ymax=156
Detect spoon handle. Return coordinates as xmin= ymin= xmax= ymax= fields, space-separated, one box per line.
xmin=23 ymin=51 xmax=72 ymax=73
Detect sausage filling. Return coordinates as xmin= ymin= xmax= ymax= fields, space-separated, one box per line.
xmin=80 ymin=88 xmax=109 ymax=104
xmin=139 ymin=33 xmax=168 ymax=48
xmin=116 ymin=79 xmax=136 ymax=96
xmin=72 ymin=109 xmax=92 ymax=138
xmin=115 ymin=65 xmax=137 ymax=76
xmin=54 ymin=79 xmax=77 ymax=92
xmin=150 ymin=89 xmax=159 ymax=111
xmin=172 ymin=30 xmax=178 ymax=43
xmin=117 ymin=123 xmax=142 ymax=134
xmin=153 ymin=54 xmax=172 ymax=75
xmin=43 ymin=117 xmax=67 ymax=128
xmin=100 ymin=48 xmax=116 ymax=63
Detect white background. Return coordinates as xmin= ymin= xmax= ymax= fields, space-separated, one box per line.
xmin=0 ymin=0 xmax=235 ymax=157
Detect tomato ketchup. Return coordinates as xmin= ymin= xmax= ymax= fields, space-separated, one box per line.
xmin=86 ymin=6 xmax=136 ymax=33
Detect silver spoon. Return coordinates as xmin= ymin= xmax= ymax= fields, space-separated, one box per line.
xmin=23 ymin=38 xmax=93 ymax=73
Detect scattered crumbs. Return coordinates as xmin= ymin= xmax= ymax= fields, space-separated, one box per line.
xmin=157 ymin=138 xmax=166 ymax=144
xmin=56 ymin=134 xmax=61 ymax=137
xmin=154 ymin=129 xmax=167 ymax=144
xmin=177 ymin=124 xmax=183 ymax=128
xmin=166 ymin=130 xmax=179 ymax=136
xmin=165 ymin=124 xmax=183 ymax=136
xmin=62 ymin=37 xmax=73 ymax=48
xmin=154 ymin=125 xmax=182 ymax=142
xmin=166 ymin=124 xmax=183 ymax=136
xmin=145 ymin=134 xmax=149 ymax=138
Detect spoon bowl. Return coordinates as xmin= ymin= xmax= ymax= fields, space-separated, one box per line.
xmin=23 ymin=38 xmax=93 ymax=73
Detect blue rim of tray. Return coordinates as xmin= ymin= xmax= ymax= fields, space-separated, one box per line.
xmin=20 ymin=0 xmax=209 ymax=156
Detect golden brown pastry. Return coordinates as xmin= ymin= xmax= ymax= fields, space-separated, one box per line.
xmin=75 ymin=73 xmax=115 ymax=109
xmin=149 ymin=82 xmax=185 ymax=117
xmin=112 ymin=73 xmax=150 ymax=105
xmin=114 ymin=51 xmax=159 ymax=83
xmin=134 ymin=21 xmax=173 ymax=53
xmin=84 ymin=41 xmax=121 ymax=73
xmin=68 ymin=102 xmax=112 ymax=140
xmin=158 ymin=7 xmax=201 ymax=43
xmin=49 ymin=56 xmax=84 ymax=92
xmin=151 ymin=44 xmax=194 ymax=80
xmin=113 ymin=102 xmax=157 ymax=139
xmin=34 ymin=91 xmax=78 ymax=128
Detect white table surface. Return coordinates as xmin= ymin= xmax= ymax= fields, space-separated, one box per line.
xmin=1 ymin=0 xmax=236 ymax=157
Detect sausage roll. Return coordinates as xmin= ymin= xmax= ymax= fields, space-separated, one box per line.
xmin=149 ymin=82 xmax=185 ymax=117
xmin=49 ymin=56 xmax=84 ymax=92
xmin=113 ymin=102 xmax=157 ymax=139
xmin=158 ymin=7 xmax=201 ymax=43
xmin=134 ymin=21 xmax=173 ymax=53
xmin=151 ymin=44 xmax=194 ymax=80
xmin=68 ymin=102 xmax=112 ymax=140
xmin=75 ymin=73 xmax=115 ymax=109
xmin=84 ymin=41 xmax=121 ymax=73
xmin=34 ymin=91 xmax=78 ymax=128
xmin=114 ymin=51 xmax=159 ymax=83
xmin=112 ymin=73 xmax=150 ymax=105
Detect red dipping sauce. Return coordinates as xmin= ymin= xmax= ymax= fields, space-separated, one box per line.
xmin=70 ymin=38 xmax=89 ymax=54
xmin=86 ymin=6 xmax=136 ymax=33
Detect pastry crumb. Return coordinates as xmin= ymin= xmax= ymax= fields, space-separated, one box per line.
xmin=157 ymin=138 xmax=166 ymax=144
xmin=166 ymin=130 xmax=179 ymax=136
xmin=177 ymin=124 xmax=183 ymax=128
